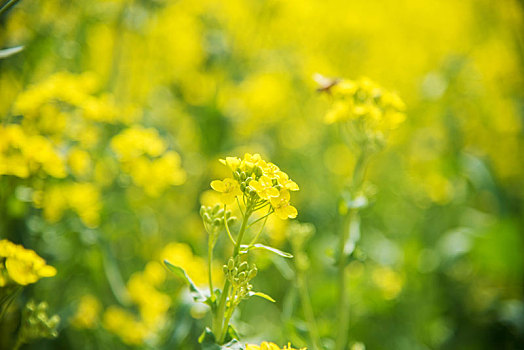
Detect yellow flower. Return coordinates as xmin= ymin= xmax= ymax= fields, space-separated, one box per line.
xmin=0 ymin=239 xmax=57 ymax=286
xmin=102 ymin=306 xmax=149 ymax=345
xmin=246 ymin=342 xmax=306 ymax=350
xmin=219 ymin=156 xmax=241 ymax=171
xmin=241 ymin=153 xmax=262 ymax=171
xmin=249 ymin=175 xmax=280 ymax=200
xmin=276 ymin=171 xmax=299 ymax=191
xmin=270 ymin=190 xmax=298 ymax=220
xmin=71 ymin=295 xmax=101 ymax=329
xmin=210 ymin=178 xmax=242 ymax=204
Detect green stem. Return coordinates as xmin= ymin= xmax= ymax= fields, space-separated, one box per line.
xmin=13 ymin=337 xmax=23 ymax=350
xmin=335 ymin=151 xmax=368 ymax=350
xmin=223 ymin=205 xmax=237 ymax=245
xmin=212 ymin=203 xmax=253 ymax=342
xmin=0 ymin=0 xmax=21 ymax=17
xmin=247 ymin=208 xmax=272 ymax=228
xmin=297 ymin=270 xmax=322 ymax=350
xmin=208 ymin=237 xmax=215 ymax=299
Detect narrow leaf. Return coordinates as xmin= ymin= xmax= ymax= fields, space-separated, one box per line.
xmin=0 ymin=45 xmax=23 ymax=59
xmin=164 ymin=260 xmax=205 ymax=302
xmin=248 ymin=291 xmax=276 ymax=303
xmin=240 ymin=243 xmax=293 ymax=258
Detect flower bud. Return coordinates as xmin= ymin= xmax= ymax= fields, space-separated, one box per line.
xmin=239 ymin=261 xmax=248 ymax=272
xmin=238 ymin=271 xmax=246 ymax=281
xmin=228 ymin=258 xmax=235 ymax=270
xmin=248 ymin=267 xmax=258 ymax=279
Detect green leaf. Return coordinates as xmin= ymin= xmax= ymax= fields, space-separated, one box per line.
xmin=0 ymin=46 xmax=23 ymax=59
xmin=199 ymin=328 xmax=244 ymax=350
xmin=225 ymin=324 xmax=240 ymax=342
xmin=164 ymin=260 xmax=205 ymax=302
xmin=240 ymin=243 xmax=293 ymax=258
xmin=248 ymin=291 xmax=276 ymax=303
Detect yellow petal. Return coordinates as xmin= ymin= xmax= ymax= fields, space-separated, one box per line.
xmin=210 ymin=180 xmax=226 ymax=192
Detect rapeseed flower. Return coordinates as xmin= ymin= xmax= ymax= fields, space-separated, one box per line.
xmin=246 ymin=342 xmax=306 ymax=350
xmin=0 ymin=239 xmax=56 ymax=286
xmin=270 ymin=190 xmax=298 ymax=220
xmin=211 ymin=153 xmax=299 ymax=220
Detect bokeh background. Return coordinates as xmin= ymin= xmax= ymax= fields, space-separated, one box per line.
xmin=1 ymin=0 xmax=523 ymax=349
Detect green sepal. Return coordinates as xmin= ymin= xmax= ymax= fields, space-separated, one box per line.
xmin=240 ymin=243 xmax=293 ymax=258
xmin=164 ymin=260 xmax=206 ymax=302
xmin=247 ymin=291 xmax=276 ymax=303
xmin=199 ymin=327 xmax=244 ymax=350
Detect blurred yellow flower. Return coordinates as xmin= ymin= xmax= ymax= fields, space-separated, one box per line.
xmin=71 ymin=295 xmax=101 ymax=329
xmin=0 ymin=239 xmax=56 ymax=286
xmin=102 ymin=306 xmax=148 ymax=345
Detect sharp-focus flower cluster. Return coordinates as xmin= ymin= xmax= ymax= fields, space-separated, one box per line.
xmin=319 ymin=76 xmax=406 ymax=147
xmin=223 ymin=255 xmax=258 ymax=307
xmin=211 ymin=154 xmax=299 ymax=220
xmin=0 ymin=240 xmax=56 ymax=286
xmin=246 ymin=342 xmax=306 ymax=350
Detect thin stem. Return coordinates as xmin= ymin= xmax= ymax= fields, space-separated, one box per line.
xmin=223 ymin=205 xmax=237 ymax=245
xmin=0 ymin=286 xmax=21 ymax=320
xmin=219 ymin=287 xmax=237 ymax=342
xmin=0 ymin=0 xmax=21 ymax=17
xmin=248 ymin=208 xmax=272 ymax=245
xmin=213 ymin=203 xmax=253 ymax=342
xmin=297 ymin=270 xmax=322 ymax=350
xmin=208 ymin=237 xmax=215 ymax=299
xmin=236 ymin=196 xmax=244 ymax=216
xmin=335 ymin=150 xmax=368 ymax=350
xmin=247 ymin=209 xmax=272 ymax=228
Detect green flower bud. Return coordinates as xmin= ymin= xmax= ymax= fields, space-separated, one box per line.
xmin=239 ymin=261 xmax=248 ymax=272
xmin=248 ymin=267 xmax=258 ymax=279
xmin=223 ymin=265 xmax=229 ymax=275
xmin=238 ymin=271 xmax=246 ymax=281
xmin=228 ymin=258 xmax=235 ymax=270
xmin=213 ymin=218 xmax=221 ymax=226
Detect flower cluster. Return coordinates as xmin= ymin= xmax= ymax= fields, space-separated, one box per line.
xmin=246 ymin=342 xmax=306 ymax=350
xmin=0 ymin=240 xmax=56 ymax=286
xmin=0 ymin=124 xmax=66 ymax=179
xmin=102 ymin=261 xmax=170 ymax=346
xmin=223 ymin=255 xmax=258 ymax=307
xmin=211 ymin=153 xmax=299 ymax=220
xmin=17 ymin=301 xmax=60 ymax=345
xmin=318 ymin=76 xmax=406 ymax=146
xmin=111 ymin=125 xmax=186 ymax=197
xmin=36 ymin=182 xmax=102 ymax=228
xmin=103 ymin=306 xmax=149 ymax=345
